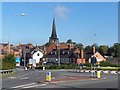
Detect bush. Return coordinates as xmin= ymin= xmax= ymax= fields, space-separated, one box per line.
xmin=83 ymin=62 xmax=91 ymax=67
xmin=35 ymin=64 xmax=78 ymax=70
xmin=2 ymin=54 xmax=16 ymax=70
xmin=100 ymin=61 xmax=120 ymax=67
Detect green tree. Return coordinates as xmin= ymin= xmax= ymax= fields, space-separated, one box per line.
xmin=84 ymin=45 xmax=93 ymax=52
xmin=44 ymin=42 xmax=50 ymax=47
xmin=66 ymin=39 xmax=76 ymax=44
xmin=66 ymin=39 xmax=73 ymax=44
xmin=2 ymin=54 xmax=16 ymax=70
xmin=112 ymin=43 xmax=120 ymax=57
xmin=75 ymin=43 xmax=84 ymax=49
xmin=107 ymin=47 xmax=115 ymax=56
xmin=98 ymin=45 xmax=109 ymax=56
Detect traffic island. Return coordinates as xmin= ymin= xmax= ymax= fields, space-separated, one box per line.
xmin=45 ymin=75 xmax=105 ymax=84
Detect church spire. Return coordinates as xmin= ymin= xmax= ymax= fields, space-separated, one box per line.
xmin=51 ymin=18 xmax=57 ymax=38
xmin=49 ymin=18 xmax=59 ymax=44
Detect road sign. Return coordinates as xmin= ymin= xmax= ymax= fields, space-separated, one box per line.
xmin=15 ymin=57 xmax=20 ymax=63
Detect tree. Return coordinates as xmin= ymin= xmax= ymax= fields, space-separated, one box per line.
xmin=84 ymin=45 xmax=93 ymax=53
xmin=98 ymin=45 xmax=109 ymax=56
xmin=112 ymin=43 xmax=120 ymax=57
xmin=107 ymin=47 xmax=115 ymax=56
xmin=66 ymin=39 xmax=76 ymax=44
xmin=75 ymin=43 xmax=84 ymax=49
xmin=44 ymin=42 xmax=50 ymax=47
xmin=66 ymin=39 xmax=73 ymax=44
xmin=2 ymin=54 xmax=16 ymax=70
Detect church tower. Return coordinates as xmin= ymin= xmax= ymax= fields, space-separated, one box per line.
xmin=49 ymin=18 xmax=59 ymax=45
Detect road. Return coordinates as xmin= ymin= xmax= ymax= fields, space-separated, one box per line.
xmin=1 ymin=68 xmax=119 ymax=89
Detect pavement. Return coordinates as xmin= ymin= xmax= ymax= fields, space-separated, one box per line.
xmin=1 ymin=68 xmax=119 ymax=89
xmin=49 ymin=75 xmax=104 ymax=84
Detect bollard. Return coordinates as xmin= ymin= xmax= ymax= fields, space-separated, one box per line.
xmin=97 ymin=71 xmax=101 ymax=78
xmin=43 ymin=66 xmax=45 ymax=70
xmin=46 ymin=72 xmax=51 ymax=82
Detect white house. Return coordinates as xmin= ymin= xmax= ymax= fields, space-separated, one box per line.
xmin=31 ymin=50 xmax=43 ymax=67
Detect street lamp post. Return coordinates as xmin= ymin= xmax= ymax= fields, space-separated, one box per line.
xmin=21 ymin=12 xmax=27 ymax=70
xmin=57 ymin=43 xmax=60 ymax=66
xmin=23 ymin=46 xmax=26 ymax=69
xmin=58 ymin=48 xmax=60 ymax=66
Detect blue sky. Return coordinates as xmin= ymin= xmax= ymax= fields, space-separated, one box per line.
xmin=2 ymin=2 xmax=118 ymax=46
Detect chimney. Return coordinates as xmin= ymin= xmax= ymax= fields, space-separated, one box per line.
xmin=68 ymin=43 xmax=74 ymax=49
xmin=81 ymin=49 xmax=84 ymax=59
xmin=93 ymin=46 xmax=95 ymax=54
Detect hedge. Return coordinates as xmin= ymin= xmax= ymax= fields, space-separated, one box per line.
xmin=82 ymin=61 xmax=120 ymax=67
xmin=35 ymin=64 xmax=78 ymax=69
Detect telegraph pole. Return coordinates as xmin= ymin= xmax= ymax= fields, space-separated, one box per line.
xmin=57 ymin=42 xmax=60 ymax=66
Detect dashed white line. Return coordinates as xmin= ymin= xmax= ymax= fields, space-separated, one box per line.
xmin=20 ymin=77 xmax=28 ymax=80
xmin=23 ymin=84 xmax=46 ymax=88
xmin=11 ymin=83 xmax=36 ymax=88
xmin=9 ymin=77 xmax=16 ymax=79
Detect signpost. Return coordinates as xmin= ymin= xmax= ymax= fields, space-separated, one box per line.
xmin=15 ymin=57 xmax=20 ymax=67
xmin=15 ymin=57 xmax=20 ymax=63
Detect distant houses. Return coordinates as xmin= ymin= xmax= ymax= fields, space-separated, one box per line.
xmin=0 ymin=18 xmax=106 ymax=67
xmin=42 ymin=18 xmax=106 ymax=65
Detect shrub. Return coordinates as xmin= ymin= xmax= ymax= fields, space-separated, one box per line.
xmin=2 ymin=54 xmax=16 ymax=70
xmin=83 ymin=62 xmax=91 ymax=67
xmin=100 ymin=61 xmax=120 ymax=67
xmin=35 ymin=64 xmax=78 ymax=70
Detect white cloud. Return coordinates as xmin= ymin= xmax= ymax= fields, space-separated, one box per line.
xmin=54 ymin=5 xmax=70 ymax=20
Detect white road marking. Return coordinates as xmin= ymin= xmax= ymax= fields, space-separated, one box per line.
xmin=11 ymin=83 xmax=36 ymax=88
xmin=23 ymin=84 xmax=46 ymax=88
xmin=9 ymin=77 xmax=16 ymax=79
xmin=20 ymin=77 xmax=28 ymax=80
xmin=103 ymin=71 xmax=109 ymax=73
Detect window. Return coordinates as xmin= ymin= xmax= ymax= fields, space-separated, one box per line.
xmin=1 ymin=49 xmax=5 ymax=55
xmin=37 ymin=53 xmax=39 ymax=56
xmin=54 ymin=51 xmax=56 ymax=54
xmin=62 ymin=51 xmax=65 ymax=54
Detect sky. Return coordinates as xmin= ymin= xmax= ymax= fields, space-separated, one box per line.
xmin=2 ymin=2 xmax=118 ymax=46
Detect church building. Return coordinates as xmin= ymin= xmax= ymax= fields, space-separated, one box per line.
xmin=49 ymin=18 xmax=59 ymax=45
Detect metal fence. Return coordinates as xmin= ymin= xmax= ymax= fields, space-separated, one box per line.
xmin=0 ymin=69 xmax=15 ymax=74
